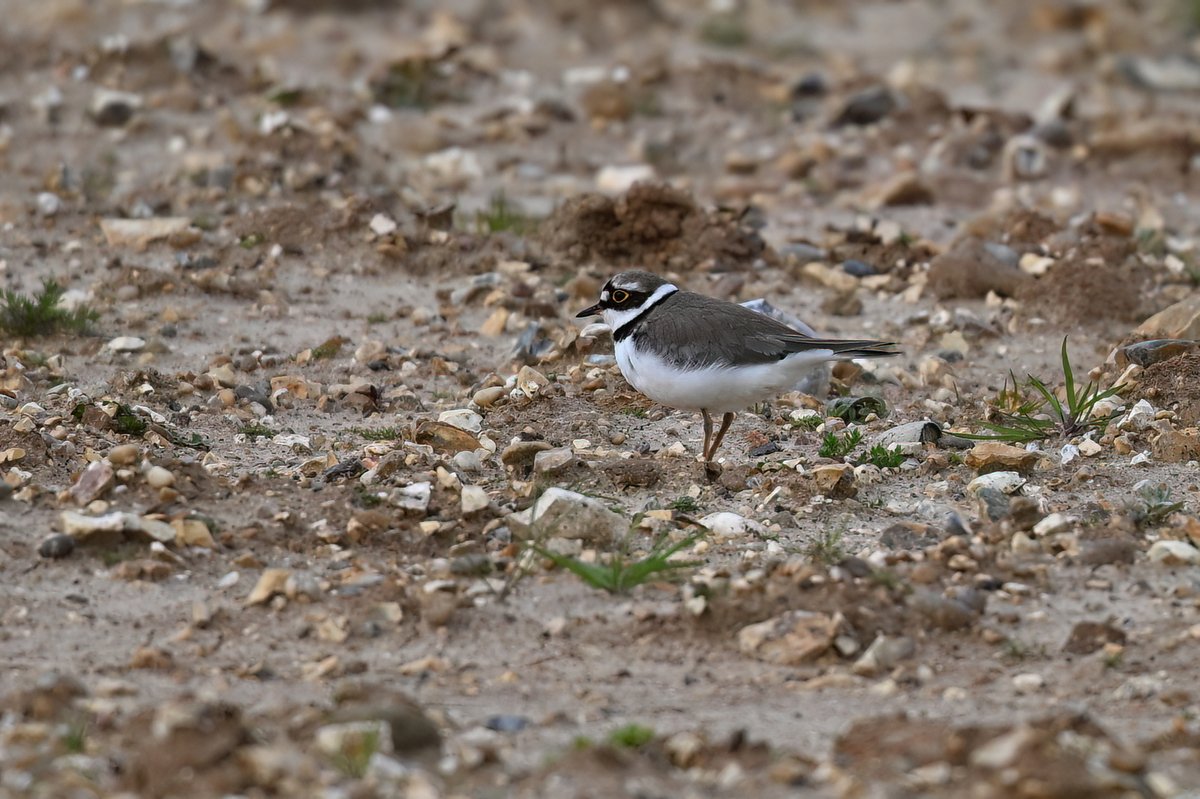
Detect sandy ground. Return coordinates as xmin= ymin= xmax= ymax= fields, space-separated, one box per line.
xmin=3 ymin=1 xmax=1200 ymax=797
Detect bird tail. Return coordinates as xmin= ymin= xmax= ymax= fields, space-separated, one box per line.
xmin=803 ymin=339 xmax=900 ymax=359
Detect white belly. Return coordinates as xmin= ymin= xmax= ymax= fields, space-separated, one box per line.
xmin=615 ymin=340 xmax=837 ymax=413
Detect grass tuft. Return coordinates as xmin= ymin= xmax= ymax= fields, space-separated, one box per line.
xmin=856 ymin=443 xmax=904 ymax=469
xmin=964 ymin=337 xmax=1124 ymax=443
xmin=311 ymin=336 xmax=348 ymax=360
xmin=790 ymin=414 xmax=823 ymax=431
xmin=349 ymin=426 xmax=401 ymax=441
xmin=608 ymin=723 xmax=655 ymax=748
xmin=804 ymin=527 xmax=846 ymax=566
xmin=1 ymin=279 xmax=98 ymax=337
xmin=61 ymin=716 xmax=89 ymax=754
xmin=819 ymin=428 xmax=862 ymax=459
xmin=475 ymin=192 xmax=535 ymax=235
xmin=239 ymin=423 xmax=276 ymax=440
xmin=698 ymin=13 xmax=749 ymax=47
xmin=531 ymin=529 xmax=704 ymax=595
xmin=668 ymin=496 xmax=700 ymax=514
xmin=329 ymin=727 xmax=380 ymax=779
xmin=1127 ymin=484 xmax=1185 ymax=529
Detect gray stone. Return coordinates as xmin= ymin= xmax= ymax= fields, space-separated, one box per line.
xmin=506 ymin=487 xmax=626 ymax=545
xmin=533 ymin=447 xmax=576 ymax=475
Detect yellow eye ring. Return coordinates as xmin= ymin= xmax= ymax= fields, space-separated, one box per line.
xmin=611 ymin=290 xmax=630 ymax=303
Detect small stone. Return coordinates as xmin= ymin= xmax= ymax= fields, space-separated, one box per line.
xmin=100 ymin=217 xmax=191 ymax=249
xmin=533 ymin=447 xmax=576 ymax=475
xmin=841 ymin=259 xmax=876 ymax=277
xmin=69 ymin=460 xmax=116 ymax=506
xmin=964 ymin=442 xmax=1041 ymax=473
xmin=107 ymin=336 xmax=147 ymax=353
xmin=391 ymin=482 xmax=432 ymax=514
xmin=484 ymin=715 xmax=530 ymax=733
xmin=909 ymin=590 xmax=977 ymax=631
xmin=245 ymin=568 xmax=292 ymax=606
xmin=369 ymin=213 xmax=398 ymax=236
xmin=507 ymin=487 xmax=626 ymax=545
xmin=1012 ymin=672 xmax=1045 ymax=693
xmin=1004 ymin=135 xmax=1048 ymax=180
xmin=852 ymin=635 xmax=915 ymax=677
xmin=479 ymin=308 xmax=508 ymax=336
xmin=90 ymin=88 xmax=142 ymax=126
xmin=1148 ymin=540 xmax=1200 ymax=566
xmin=438 ymin=409 xmax=483 ymax=434
xmin=1062 ymin=620 xmax=1126 ymax=655
xmin=173 ymin=518 xmax=215 ymax=548
xmin=451 ymin=450 xmax=483 ymax=473
xmin=1122 ymin=399 xmax=1156 ymax=431
xmin=976 ymin=487 xmax=1011 ymax=522
xmin=461 ymin=485 xmax=489 ymax=515
xmin=596 ymin=164 xmax=656 ymax=194
xmin=107 ymin=443 xmax=140 ymax=465
xmin=500 ymin=440 xmax=552 ymax=474
xmin=472 ymin=386 xmax=506 ymax=408
xmin=864 ymin=172 xmax=934 ymax=208
xmin=449 ymin=554 xmax=492 ymax=576
xmin=699 ymin=512 xmax=766 ymax=539
xmin=1079 ymin=439 xmax=1102 ymax=457
xmin=414 ymin=421 xmax=481 ymax=454
xmin=515 ymin=366 xmax=550 ymax=398
xmin=812 ymin=463 xmax=857 ymax=498
xmin=145 ymin=465 xmax=175 ymax=488
xmin=605 ymin=458 xmax=662 ymax=488
xmin=737 ymin=610 xmax=838 ymax=665
xmin=1032 ymin=513 xmax=1077 ymax=536
xmin=38 ymin=533 xmax=75 ymax=559
xmin=966 ymin=471 xmax=1026 ymax=496
xmin=970 ymin=727 xmax=1033 ymax=770
xmin=37 ymin=192 xmax=61 ymax=216
xmin=832 ymin=85 xmax=895 ymax=126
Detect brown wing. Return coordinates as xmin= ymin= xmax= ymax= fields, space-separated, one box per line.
xmin=635 ymin=292 xmax=897 ymax=368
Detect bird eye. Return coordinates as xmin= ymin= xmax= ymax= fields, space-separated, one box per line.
xmin=611 ymin=290 xmax=630 ymax=303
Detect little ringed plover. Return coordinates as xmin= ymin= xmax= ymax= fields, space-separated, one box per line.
xmin=577 ymin=270 xmax=898 ymax=464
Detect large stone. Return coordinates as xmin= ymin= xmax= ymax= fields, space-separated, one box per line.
xmin=1153 ymin=429 xmax=1200 ymax=462
xmin=1135 ymin=295 xmax=1200 ymax=340
xmin=812 ymin=463 xmax=857 ymax=498
xmin=99 ymin=217 xmax=190 ymax=249
xmin=699 ymin=512 xmax=766 ymax=539
xmin=506 ymin=487 xmax=626 ymax=544
xmin=415 ymin=421 xmax=481 ymax=454
xmin=533 ymin=447 xmax=576 ymax=475
xmin=69 ymin=460 xmax=115 ymax=505
xmin=389 ymin=482 xmax=432 ymax=514
xmin=737 ymin=611 xmax=838 ymax=665
xmin=964 ymin=442 xmax=1041 ymax=473
xmin=966 ymin=471 xmax=1026 ymax=496
xmin=59 ymin=510 xmax=174 ymax=546
xmin=1148 ymin=540 xmax=1200 ymax=565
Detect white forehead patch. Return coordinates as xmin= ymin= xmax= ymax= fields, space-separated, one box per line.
xmin=600 ymin=290 xmax=610 ymax=301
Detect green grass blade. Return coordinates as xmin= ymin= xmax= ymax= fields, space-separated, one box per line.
xmin=531 ymin=544 xmax=617 ymax=592
xmin=1060 ymin=337 xmax=1077 ymax=410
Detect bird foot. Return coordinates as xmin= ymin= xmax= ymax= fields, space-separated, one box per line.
xmin=703 ymin=460 xmax=723 ymax=482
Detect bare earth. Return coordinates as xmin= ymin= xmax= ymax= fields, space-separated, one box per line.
xmin=3 ymin=1 xmax=1200 ymax=797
